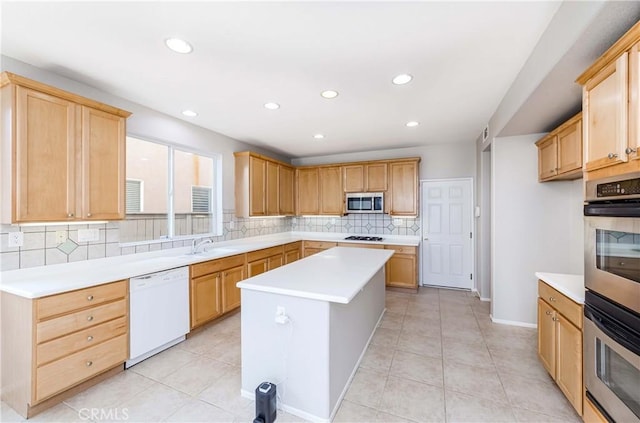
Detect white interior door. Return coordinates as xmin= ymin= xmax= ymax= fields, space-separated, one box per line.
xmin=421 ymin=179 xmax=473 ymax=289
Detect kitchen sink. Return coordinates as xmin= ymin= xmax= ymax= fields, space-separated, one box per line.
xmin=177 ymin=247 xmax=240 ymax=259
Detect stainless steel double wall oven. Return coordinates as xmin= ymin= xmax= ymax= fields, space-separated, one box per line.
xmin=583 ymin=172 xmax=640 ymax=423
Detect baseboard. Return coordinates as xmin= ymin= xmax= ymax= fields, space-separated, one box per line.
xmin=489 ymin=315 xmax=537 ymax=328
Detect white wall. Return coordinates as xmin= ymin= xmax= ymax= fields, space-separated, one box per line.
xmin=1 ymin=56 xmax=291 ymax=209
xmin=491 ymin=134 xmax=583 ymax=325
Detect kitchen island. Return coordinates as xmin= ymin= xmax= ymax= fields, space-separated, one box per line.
xmin=237 ymin=246 xmax=394 ymax=423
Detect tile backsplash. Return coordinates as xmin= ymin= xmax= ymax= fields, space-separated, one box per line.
xmin=0 ymin=211 xmax=420 ymax=271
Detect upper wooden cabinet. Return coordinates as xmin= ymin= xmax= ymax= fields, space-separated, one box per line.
xmin=535 ymin=113 xmax=583 ymax=182
xmin=296 ymin=167 xmax=320 ymax=215
xmin=0 ymin=72 xmax=130 ymax=223
xmin=319 ymin=166 xmax=344 ymax=215
xmin=577 ymin=22 xmax=640 ymax=179
xmin=343 ymin=163 xmax=388 ymax=192
xmin=388 ymin=159 xmax=420 ymax=216
xmin=234 ymin=152 xmax=293 ymax=217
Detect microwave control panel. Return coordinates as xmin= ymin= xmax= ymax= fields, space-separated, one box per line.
xmin=596 ymin=177 xmax=640 ymax=197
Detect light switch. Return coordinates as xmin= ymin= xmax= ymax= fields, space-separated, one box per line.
xmin=229 ymin=220 xmax=235 ymax=229
xmin=78 ymin=228 xmax=100 ymax=242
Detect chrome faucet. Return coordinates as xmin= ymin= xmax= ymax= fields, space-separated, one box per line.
xmin=191 ymin=238 xmax=213 ymax=254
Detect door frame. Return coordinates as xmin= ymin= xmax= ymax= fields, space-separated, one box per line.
xmin=419 ymin=177 xmax=475 ymax=291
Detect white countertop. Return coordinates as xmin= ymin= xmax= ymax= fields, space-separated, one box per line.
xmin=0 ymin=232 xmax=418 ymax=299
xmin=535 ymin=272 xmax=585 ymax=304
xmin=237 ymin=247 xmax=394 ymax=304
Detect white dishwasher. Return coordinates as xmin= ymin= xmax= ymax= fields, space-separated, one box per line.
xmin=126 ymin=266 xmax=190 ymax=368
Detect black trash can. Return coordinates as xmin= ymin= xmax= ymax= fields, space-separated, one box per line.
xmin=254 ymin=382 xmax=277 ymax=423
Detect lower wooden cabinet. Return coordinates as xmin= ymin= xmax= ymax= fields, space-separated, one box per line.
xmin=247 ymin=246 xmax=284 ymax=277
xmin=385 ymin=245 xmax=418 ymax=289
xmin=284 ymin=241 xmax=302 ymax=264
xmin=537 ymin=280 xmax=583 ymax=415
xmin=190 ymin=254 xmax=245 ymax=329
xmin=302 ymin=241 xmax=337 ymax=257
xmin=583 ymin=396 xmax=608 ymax=423
xmin=1 ymin=280 xmax=128 ymax=418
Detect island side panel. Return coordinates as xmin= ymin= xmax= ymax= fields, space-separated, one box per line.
xmin=328 ymin=267 xmax=385 ymax=416
xmin=240 ymin=289 xmax=331 ymax=420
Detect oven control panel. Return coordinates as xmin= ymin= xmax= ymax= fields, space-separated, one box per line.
xmin=596 ymin=177 xmax=640 ymax=197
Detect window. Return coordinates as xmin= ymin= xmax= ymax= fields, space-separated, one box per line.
xmin=121 ymin=136 xmax=221 ymax=243
xmin=125 ymin=179 xmax=143 ymax=213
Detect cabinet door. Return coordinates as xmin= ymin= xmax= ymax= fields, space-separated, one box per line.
xmin=266 ymin=160 xmax=279 ymax=215
xmin=268 ymin=254 xmax=283 ymax=270
xmin=247 ymin=258 xmax=268 ymax=277
xmin=319 ymin=166 xmax=343 ymax=215
xmin=249 ymin=156 xmax=266 ymax=216
xmin=190 ymin=273 xmax=221 ymax=329
xmin=15 ymin=86 xmax=77 ymax=222
xmin=583 ymin=53 xmax=629 ymax=171
xmin=221 ymin=265 xmax=244 ymax=313
xmin=556 ymin=314 xmax=583 ymax=415
xmin=365 ymin=163 xmax=388 ymax=191
xmin=557 ymin=118 xmax=583 ymax=175
xmin=303 ymin=247 xmax=323 ymax=258
xmin=388 ymin=161 xmax=418 ymax=216
xmin=385 ymin=253 xmax=416 ymax=289
xmin=297 ymin=168 xmax=319 ymax=215
xmin=343 ymin=165 xmax=364 ymax=193
xmin=537 ymin=298 xmax=556 ymax=378
xmin=81 ymin=106 xmax=126 ymax=220
xmin=284 ymin=249 xmax=300 ymax=264
xmin=279 ymin=165 xmax=295 ymax=215
xmin=537 ymin=136 xmax=558 ymax=180
xmin=629 ymin=41 xmax=640 ymax=161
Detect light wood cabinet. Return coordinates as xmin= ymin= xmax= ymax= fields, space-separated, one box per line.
xmin=319 ymin=166 xmax=344 ymax=215
xmin=247 ymin=246 xmax=284 ymax=277
xmin=1 ymin=280 xmax=128 ymax=418
xmin=190 ymin=254 xmax=245 ymax=329
xmin=279 ymin=165 xmax=295 ymax=215
xmin=583 ymin=396 xmax=608 ymax=423
xmin=537 ymin=280 xmax=583 ymax=416
xmin=266 ymin=160 xmax=279 ymax=215
xmin=0 ymin=72 xmax=130 ymax=223
xmin=385 ymin=245 xmax=418 ymax=289
xmin=302 ymin=240 xmax=337 ymax=257
xmin=577 ymin=22 xmax=640 ymax=179
xmin=535 ymin=113 xmax=583 ymax=182
xmin=343 ymin=163 xmax=388 ymax=193
xmin=284 ymin=241 xmax=302 ymax=264
xmin=388 ymin=160 xmax=420 ymax=216
xmin=296 ymin=167 xmax=320 ymax=215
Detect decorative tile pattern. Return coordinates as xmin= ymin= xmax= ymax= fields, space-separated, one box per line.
xmin=57 ymin=239 xmax=78 ymax=255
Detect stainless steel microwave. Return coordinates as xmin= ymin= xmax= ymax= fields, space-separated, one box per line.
xmin=345 ymin=192 xmax=384 ymax=213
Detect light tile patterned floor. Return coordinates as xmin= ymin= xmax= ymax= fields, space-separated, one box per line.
xmin=1 ymin=288 xmax=582 ymax=422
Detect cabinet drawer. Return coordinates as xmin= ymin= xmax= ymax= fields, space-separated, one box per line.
xmin=191 ymin=254 xmax=245 ymax=278
xmin=385 ymin=245 xmax=416 ymax=255
xmin=538 ymin=281 xmax=582 ymax=329
xmin=37 ymin=300 xmax=127 ymax=343
xmin=36 ymin=280 xmax=127 ymax=320
xmin=303 ymin=241 xmax=337 ymax=249
xmin=283 ymin=241 xmax=301 ymax=252
xmin=36 ymin=316 xmax=127 ymax=366
xmin=247 ymin=245 xmax=284 ymax=262
xmin=35 ymin=334 xmax=127 ymax=403
xmin=337 ymin=242 xmax=384 ymax=249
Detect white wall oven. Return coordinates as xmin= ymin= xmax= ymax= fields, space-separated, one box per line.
xmin=584 ymin=172 xmax=640 ymax=423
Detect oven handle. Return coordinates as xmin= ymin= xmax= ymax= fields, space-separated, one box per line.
xmin=585 ymin=304 xmax=640 ymax=356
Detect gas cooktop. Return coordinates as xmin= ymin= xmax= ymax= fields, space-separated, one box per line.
xmin=344 ymin=236 xmax=384 ymax=242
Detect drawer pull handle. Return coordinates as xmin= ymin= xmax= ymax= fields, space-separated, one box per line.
xmin=87 ymin=295 xmax=94 ymax=301
xmin=86 ymin=361 xmax=93 ymax=367
xmin=87 ymin=335 xmax=93 ymax=341
xmin=87 ymin=316 xmax=94 ymax=321
xmin=545 ymin=311 xmax=552 ymax=316
xmin=549 ymin=297 xmax=556 ymax=302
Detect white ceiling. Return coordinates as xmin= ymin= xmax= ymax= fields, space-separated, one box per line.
xmin=1 ymin=1 xmax=562 ymax=158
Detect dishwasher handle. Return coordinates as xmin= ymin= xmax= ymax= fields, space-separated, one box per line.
xmin=130 ymin=267 xmax=189 ymax=292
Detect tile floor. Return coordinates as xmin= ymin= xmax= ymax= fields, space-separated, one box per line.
xmin=1 ymin=288 xmax=582 ymax=423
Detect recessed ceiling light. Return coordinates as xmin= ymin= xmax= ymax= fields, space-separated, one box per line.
xmin=182 ymin=110 xmax=198 ymax=117
xmin=406 ymin=121 xmax=419 ymax=127
xmin=165 ymin=38 xmax=193 ymax=54
xmin=392 ymin=74 xmax=413 ymax=85
xmin=264 ymin=102 xmax=280 ymax=110
xmin=314 ymin=134 xmax=325 ymax=139
xmin=321 ymin=90 xmax=339 ymax=99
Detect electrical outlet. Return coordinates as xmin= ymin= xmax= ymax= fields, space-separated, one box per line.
xmin=229 ymin=220 xmax=235 ymax=229
xmin=8 ymin=231 xmax=24 ymax=247
xmin=78 ymin=228 xmax=99 ymax=242
xmin=393 ymin=218 xmax=403 ymax=226
xmin=330 ymin=218 xmax=336 ymax=225
xmin=55 ymin=230 xmax=67 ymax=243
xmin=276 ymin=306 xmax=286 ymax=316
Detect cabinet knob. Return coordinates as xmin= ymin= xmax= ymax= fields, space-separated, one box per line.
xmin=87 ymin=213 xmax=92 ymax=217
xmin=87 ymin=295 xmax=94 ymax=301
xmin=67 ymin=213 xmax=74 ymax=218
xmin=549 ymin=297 xmax=556 ymax=302
xmin=86 ymin=361 xmax=93 ymax=367
xmin=552 ymin=317 xmax=558 ymax=322
xmin=545 ymin=310 xmax=552 ymax=315
xmin=87 ymin=335 xmax=93 ymax=342
xmin=87 ymin=315 xmax=94 ymax=321
xmin=607 ymin=153 xmax=618 ymax=159
xmin=625 ymin=147 xmax=637 ymax=155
